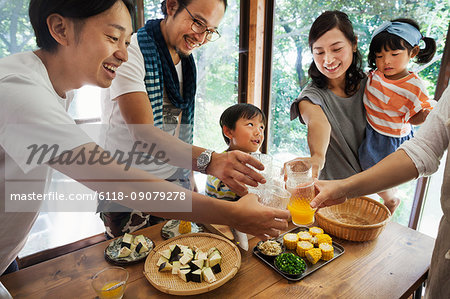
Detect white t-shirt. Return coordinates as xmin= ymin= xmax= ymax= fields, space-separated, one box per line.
xmin=0 ymin=52 xmax=92 ymax=274
xmin=399 ymin=86 xmax=450 ymax=177
xmin=101 ymin=33 xmax=183 ymax=179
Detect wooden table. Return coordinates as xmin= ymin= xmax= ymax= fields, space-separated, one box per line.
xmin=0 ymin=221 xmax=435 ymax=299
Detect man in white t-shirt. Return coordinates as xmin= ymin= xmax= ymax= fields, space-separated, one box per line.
xmin=1 ymin=0 xmax=289 ymax=277
xmin=0 ymin=0 xmax=135 ymax=275
xmin=100 ymin=0 xmax=228 ymax=237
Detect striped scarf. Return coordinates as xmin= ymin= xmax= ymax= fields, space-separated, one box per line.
xmin=137 ymin=19 xmax=196 ymax=144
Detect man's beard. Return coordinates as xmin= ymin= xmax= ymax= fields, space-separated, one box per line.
xmin=175 ymin=46 xmax=190 ymax=58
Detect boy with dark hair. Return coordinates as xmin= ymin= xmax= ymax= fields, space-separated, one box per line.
xmin=206 ymin=104 xmax=266 ymax=200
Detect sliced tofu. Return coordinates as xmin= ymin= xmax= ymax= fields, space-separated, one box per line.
xmin=208 ymin=252 xmax=221 ymax=267
xmin=156 ymin=256 xmax=169 ymax=267
xmin=179 ymin=269 xmax=191 ymax=282
xmin=136 ymin=242 xmax=149 ymax=254
xmin=122 ymin=233 xmax=133 ymax=245
xmin=158 ymin=262 xmax=173 ymax=272
xmin=202 ymin=267 xmax=217 ymax=283
xmin=117 ymin=246 xmax=132 ymax=258
xmin=159 ymin=249 xmax=171 ymax=260
xmin=134 ymin=235 xmax=147 ymax=247
xmin=195 ymin=251 xmax=208 ymax=261
xmin=191 ymin=259 xmax=204 ymax=270
xmin=172 ymin=261 xmax=181 ymax=275
xmin=179 ymin=253 xmax=193 ymax=265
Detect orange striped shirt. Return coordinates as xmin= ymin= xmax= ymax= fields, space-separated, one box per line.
xmin=364 ymin=70 xmax=432 ymax=137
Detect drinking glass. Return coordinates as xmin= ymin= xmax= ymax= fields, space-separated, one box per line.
xmin=260 ymin=184 xmax=291 ymax=210
xmin=92 ymin=267 xmax=129 ymax=299
xmin=286 ymin=180 xmax=316 ymax=226
xmin=285 ymin=157 xmax=316 ymax=226
xmin=247 ymin=153 xmax=273 ymax=196
xmin=284 ymin=157 xmax=313 ymax=184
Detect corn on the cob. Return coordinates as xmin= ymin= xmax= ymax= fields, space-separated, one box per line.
xmin=316 ymin=233 xmax=332 ymax=245
xmin=178 ymin=221 xmax=191 ymax=234
xmin=297 ymin=231 xmax=312 ymax=242
xmin=283 ymin=233 xmax=298 ymax=250
xmin=296 ymin=241 xmax=313 ymax=257
xmin=309 ymin=226 xmax=324 ymax=236
xmin=305 ymin=248 xmax=322 ymax=264
xmin=319 ymin=243 xmax=334 ymax=261
xmin=310 ymin=236 xmax=318 ymax=247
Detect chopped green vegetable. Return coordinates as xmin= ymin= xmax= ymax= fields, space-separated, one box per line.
xmin=275 ymin=253 xmax=306 ymax=275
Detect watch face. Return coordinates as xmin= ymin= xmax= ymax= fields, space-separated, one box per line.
xmin=198 ymin=154 xmax=208 ymax=166
xmin=197 ymin=150 xmax=212 ymax=172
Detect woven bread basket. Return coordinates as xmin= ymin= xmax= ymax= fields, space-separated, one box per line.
xmin=316 ymin=196 xmax=391 ymax=242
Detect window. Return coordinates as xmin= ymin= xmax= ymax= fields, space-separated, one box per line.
xmin=0 ymin=0 xmax=34 ymax=58
xmin=268 ymin=0 xmax=449 ymax=227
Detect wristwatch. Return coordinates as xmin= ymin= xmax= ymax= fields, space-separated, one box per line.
xmin=197 ymin=149 xmax=214 ymax=174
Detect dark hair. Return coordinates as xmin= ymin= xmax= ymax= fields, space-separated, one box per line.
xmin=368 ymin=18 xmax=437 ymax=70
xmin=220 ymin=104 xmax=266 ymax=145
xmin=161 ymin=0 xmax=227 ymax=18
xmin=29 ymin=0 xmax=134 ymax=52
xmin=308 ymin=11 xmax=365 ymax=96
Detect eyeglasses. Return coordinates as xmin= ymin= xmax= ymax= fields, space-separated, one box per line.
xmin=180 ymin=3 xmax=221 ymax=42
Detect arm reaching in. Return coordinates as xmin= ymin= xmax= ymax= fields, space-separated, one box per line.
xmin=298 ymin=100 xmax=330 ymax=178
xmin=116 ymin=92 xmax=265 ymax=196
xmin=311 ymin=149 xmax=418 ymax=209
xmin=207 ymin=151 xmax=265 ymax=196
xmin=50 ymin=143 xmax=287 ymax=239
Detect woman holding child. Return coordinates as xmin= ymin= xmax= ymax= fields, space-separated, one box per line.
xmin=290 ymin=11 xmax=407 ymax=213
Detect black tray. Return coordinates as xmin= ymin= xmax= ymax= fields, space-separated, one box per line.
xmin=253 ymin=226 xmax=344 ymax=281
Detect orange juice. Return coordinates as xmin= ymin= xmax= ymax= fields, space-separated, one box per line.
xmin=286 ymin=181 xmax=315 ymax=226
xmin=288 ymin=197 xmax=316 ymax=225
xmin=99 ymin=281 xmax=125 ymax=299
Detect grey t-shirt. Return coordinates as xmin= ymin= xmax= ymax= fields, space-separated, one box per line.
xmin=290 ymin=78 xmax=367 ymax=180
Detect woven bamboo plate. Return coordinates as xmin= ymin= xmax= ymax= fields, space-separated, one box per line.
xmin=144 ymin=232 xmax=241 ymax=296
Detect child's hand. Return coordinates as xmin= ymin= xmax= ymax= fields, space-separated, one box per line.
xmin=409 ymin=109 xmax=430 ymax=125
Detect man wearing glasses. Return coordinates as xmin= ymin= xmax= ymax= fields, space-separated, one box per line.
xmin=100 ymin=0 xmax=230 ymax=238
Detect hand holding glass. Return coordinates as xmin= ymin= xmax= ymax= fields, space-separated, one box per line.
xmin=285 ymin=158 xmax=316 ymax=226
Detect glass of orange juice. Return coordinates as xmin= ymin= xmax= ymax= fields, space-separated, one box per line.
xmin=285 ymin=157 xmax=316 ymax=226
xmin=286 ymin=180 xmax=316 ymax=226
xmin=92 ymin=267 xmax=129 ymax=299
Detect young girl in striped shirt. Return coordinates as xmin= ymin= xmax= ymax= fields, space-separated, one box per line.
xmin=358 ymin=18 xmax=436 ymax=214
